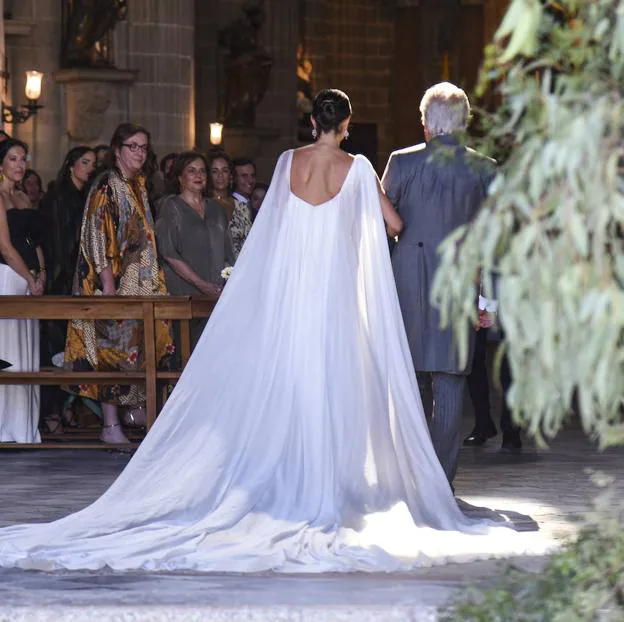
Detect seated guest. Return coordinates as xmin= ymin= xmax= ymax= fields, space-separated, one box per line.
xmin=39 ymin=146 xmax=97 ymax=431
xmin=0 ymin=138 xmax=45 ymax=443
xmin=156 ymin=152 xmax=235 ymax=349
xmin=250 ymin=182 xmax=268 ymax=217
xmin=21 ymin=169 xmax=44 ymax=209
xmin=207 ymin=151 xmax=252 ymax=259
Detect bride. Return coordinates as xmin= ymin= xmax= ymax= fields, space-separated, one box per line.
xmin=0 ymin=89 xmax=548 ymax=572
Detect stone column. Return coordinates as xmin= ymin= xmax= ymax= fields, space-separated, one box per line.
xmin=114 ymin=0 xmax=195 ymax=159
xmin=55 ymin=68 xmax=137 ymax=144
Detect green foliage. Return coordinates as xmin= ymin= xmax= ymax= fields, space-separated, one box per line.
xmin=432 ymin=0 xmax=624 ymax=448
xmin=440 ymin=474 xmax=624 ymax=621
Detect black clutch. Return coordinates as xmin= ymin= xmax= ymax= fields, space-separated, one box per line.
xmin=0 ymin=359 xmax=12 ymax=370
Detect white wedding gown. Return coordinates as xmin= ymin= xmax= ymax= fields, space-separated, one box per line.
xmin=0 ymin=151 xmax=549 ymax=572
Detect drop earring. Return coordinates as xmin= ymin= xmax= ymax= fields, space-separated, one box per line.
xmin=344 ymin=130 xmax=350 ymax=140
xmin=311 ymin=128 xmax=317 ymax=140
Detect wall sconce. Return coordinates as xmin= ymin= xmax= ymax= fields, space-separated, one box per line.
xmin=210 ymin=122 xmax=223 ymax=145
xmin=2 ymin=70 xmax=44 ymax=125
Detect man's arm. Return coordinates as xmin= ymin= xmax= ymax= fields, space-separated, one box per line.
xmin=381 ymin=152 xmax=402 ymax=209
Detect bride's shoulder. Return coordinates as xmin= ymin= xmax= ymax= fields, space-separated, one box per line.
xmin=349 ymin=153 xmax=375 ymax=176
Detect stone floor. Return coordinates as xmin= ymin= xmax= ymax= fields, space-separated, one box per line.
xmin=0 ymin=422 xmax=622 ymax=621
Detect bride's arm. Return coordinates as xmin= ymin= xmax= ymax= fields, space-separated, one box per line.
xmin=375 ymin=177 xmax=403 ymax=238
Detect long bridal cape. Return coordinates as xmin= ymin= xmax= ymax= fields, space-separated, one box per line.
xmin=0 ymin=151 xmax=548 ymax=572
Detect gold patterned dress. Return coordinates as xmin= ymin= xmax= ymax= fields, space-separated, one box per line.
xmin=64 ymin=169 xmax=175 ymax=405
xmin=228 ymin=199 xmax=253 ymax=259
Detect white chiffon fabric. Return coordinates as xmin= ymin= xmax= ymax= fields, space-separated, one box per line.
xmin=0 ymin=151 xmax=549 ymax=572
xmin=0 ymin=263 xmax=40 ymax=444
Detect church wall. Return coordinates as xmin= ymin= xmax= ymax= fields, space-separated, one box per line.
xmin=3 ymin=0 xmax=196 ymax=183
xmin=194 ymin=0 xmax=299 ymax=184
xmin=301 ymin=0 xmax=395 ymax=173
xmin=5 ymin=0 xmax=65 ymax=184
xmin=1 ymin=0 xmax=510 ymax=184
xmin=114 ymin=0 xmax=195 ymax=161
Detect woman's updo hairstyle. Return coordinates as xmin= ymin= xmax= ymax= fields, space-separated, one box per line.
xmin=312 ymin=89 xmax=352 ymax=135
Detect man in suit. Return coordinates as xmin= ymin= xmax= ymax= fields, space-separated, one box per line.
xmin=382 ymin=82 xmax=495 ymax=484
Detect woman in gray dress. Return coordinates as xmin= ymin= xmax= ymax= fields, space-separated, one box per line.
xmin=156 ymin=152 xmax=235 ymax=349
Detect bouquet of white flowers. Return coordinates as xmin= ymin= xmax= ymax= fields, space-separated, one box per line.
xmin=221 ymin=266 xmax=233 ymax=280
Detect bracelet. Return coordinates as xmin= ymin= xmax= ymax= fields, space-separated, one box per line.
xmin=38 ymin=267 xmax=46 ymax=273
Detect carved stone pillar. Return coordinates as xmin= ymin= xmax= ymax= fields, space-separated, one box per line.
xmin=55 ymin=68 xmax=136 ymax=143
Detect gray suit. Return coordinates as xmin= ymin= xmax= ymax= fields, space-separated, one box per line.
xmin=382 ymin=134 xmax=495 ymax=482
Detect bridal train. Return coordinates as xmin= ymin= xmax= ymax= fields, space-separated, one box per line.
xmin=0 ymin=151 xmax=550 ymax=572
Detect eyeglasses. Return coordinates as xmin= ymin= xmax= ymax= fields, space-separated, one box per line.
xmin=122 ymin=143 xmax=149 ymax=153
xmin=186 ymin=167 xmax=208 ymax=176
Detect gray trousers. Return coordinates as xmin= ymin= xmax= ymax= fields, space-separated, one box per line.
xmin=416 ymin=372 xmax=466 ymax=484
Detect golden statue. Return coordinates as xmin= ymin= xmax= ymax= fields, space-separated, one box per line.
xmin=61 ymin=0 xmax=128 ymax=68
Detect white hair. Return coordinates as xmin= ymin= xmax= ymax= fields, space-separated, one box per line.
xmin=419 ymin=82 xmax=470 ymax=137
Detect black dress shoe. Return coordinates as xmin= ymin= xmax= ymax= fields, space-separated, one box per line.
xmin=0 ymin=359 xmax=11 ymax=371
xmin=463 ymin=428 xmax=497 ymax=447
xmin=501 ymin=434 xmax=523 ymax=452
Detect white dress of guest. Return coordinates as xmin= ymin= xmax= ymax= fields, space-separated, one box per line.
xmin=0 ymin=150 xmax=550 ymax=571
xmin=0 ymin=207 xmax=41 ymax=443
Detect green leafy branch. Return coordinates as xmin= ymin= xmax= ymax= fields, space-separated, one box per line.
xmin=432 ymin=0 xmax=624 ymax=448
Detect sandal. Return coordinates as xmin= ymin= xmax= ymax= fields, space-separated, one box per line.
xmin=62 ymin=408 xmax=80 ymax=428
xmin=100 ymin=423 xmax=131 ymax=445
xmin=123 ymin=405 xmax=147 ymax=428
xmin=41 ymin=414 xmax=63 ymax=435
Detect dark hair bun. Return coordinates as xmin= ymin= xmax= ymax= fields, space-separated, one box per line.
xmin=312 ymin=89 xmax=352 ymax=135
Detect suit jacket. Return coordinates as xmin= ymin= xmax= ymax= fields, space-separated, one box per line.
xmin=382 ymin=134 xmax=495 ymax=374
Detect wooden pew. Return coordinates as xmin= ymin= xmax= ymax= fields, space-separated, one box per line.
xmin=0 ymin=295 xmax=217 ymax=448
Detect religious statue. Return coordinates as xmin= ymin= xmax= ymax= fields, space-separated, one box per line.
xmin=61 ymin=0 xmax=128 ymax=68
xmin=296 ymin=43 xmax=314 ymax=142
xmin=218 ymin=1 xmax=273 ymax=127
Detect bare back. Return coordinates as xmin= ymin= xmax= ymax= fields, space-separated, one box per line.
xmin=289 ymin=145 xmax=355 ymax=207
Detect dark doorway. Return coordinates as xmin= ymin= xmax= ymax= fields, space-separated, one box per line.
xmin=341 ymin=123 xmax=378 ymax=171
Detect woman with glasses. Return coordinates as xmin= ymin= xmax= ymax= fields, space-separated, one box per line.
xmin=63 ymin=123 xmax=175 ymax=444
xmin=156 ymin=152 xmax=234 ymax=351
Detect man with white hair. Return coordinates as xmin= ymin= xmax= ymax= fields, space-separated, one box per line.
xmin=382 ymin=82 xmax=495 ymax=485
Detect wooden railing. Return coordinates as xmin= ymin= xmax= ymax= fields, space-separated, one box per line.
xmin=0 ymin=295 xmax=217 ymax=448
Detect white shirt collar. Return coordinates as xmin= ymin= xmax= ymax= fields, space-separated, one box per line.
xmin=232 ymin=192 xmax=249 ymax=204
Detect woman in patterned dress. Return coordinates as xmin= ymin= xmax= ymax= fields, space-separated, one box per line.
xmin=64 ymin=123 xmax=175 ymax=444
xmin=206 ymin=150 xmax=252 ymax=259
